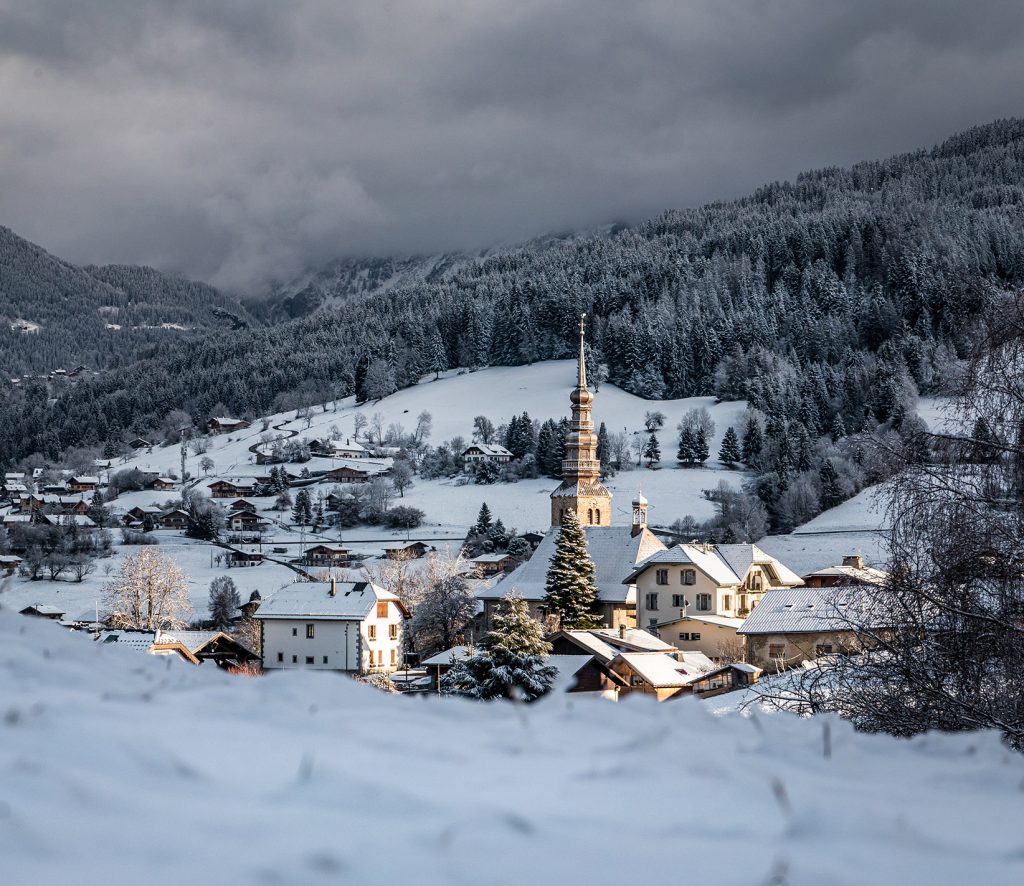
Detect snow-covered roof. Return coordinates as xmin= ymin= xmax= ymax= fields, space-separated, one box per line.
xmin=98 ymin=631 xmax=158 ymax=651
xmin=421 ymin=646 xmax=472 ymax=667
xmin=623 ymin=543 xmax=803 ymax=588
xmin=557 ymin=630 xmax=620 ymax=663
xmin=479 ymin=525 xmax=665 ymax=603
xmin=592 ymin=627 xmax=677 ymax=652
xmin=738 ymin=586 xmax=888 ymax=635
xmin=462 ymin=443 xmax=512 ymax=457
xmin=255 ymin=581 xmax=402 ymax=620
xmin=802 ymin=564 xmax=888 ymax=584
xmin=546 ymin=654 xmax=595 ymax=692
xmin=471 ymin=553 xmax=513 ymax=563
xmin=614 ymin=652 xmax=705 ymax=688
xmin=70 ymin=475 xmax=99 ymax=484
xmin=668 ymin=613 xmax=745 ymax=629
xmin=41 ymin=514 xmax=96 ymax=527
xmin=20 ymin=604 xmax=64 ymax=616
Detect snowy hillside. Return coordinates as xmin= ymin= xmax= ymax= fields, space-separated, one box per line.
xmin=1 ymin=612 xmax=1022 ymax=886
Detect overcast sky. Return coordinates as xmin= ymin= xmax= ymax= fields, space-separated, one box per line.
xmin=1 ymin=1 xmax=1023 ymax=293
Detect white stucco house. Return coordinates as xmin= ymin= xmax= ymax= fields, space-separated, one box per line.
xmin=256 ymin=579 xmax=409 ymax=674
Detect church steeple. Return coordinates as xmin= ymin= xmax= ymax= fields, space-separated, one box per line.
xmin=551 ymin=313 xmax=613 ymax=528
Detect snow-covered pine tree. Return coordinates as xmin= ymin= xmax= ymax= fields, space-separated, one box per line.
xmin=441 ymin=592 xmax=556 ymax=702
xmin=643 ymin=432 xmax=661 ymax=467
xmin=473 ymin=502 xmax=493 ymax=535
xmin=208 ymin=575 xmax=241 ymax=631
xmin=719 ymin=426 xmax=742 ymax=467
xmin=741 ymin=415 xmax=764 ymax=464
xmin=677 ymin=426 xmax=696 ymax=466
xmin=543 ymin=509 xmax=603 ymax=629
xmin=693 ymin=427 xmax=710 ymax=465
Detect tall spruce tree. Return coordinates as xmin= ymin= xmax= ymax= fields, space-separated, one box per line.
xmin=473 ymin=502 xmax=493 ymax=535
xmin=719 ymin=426 xmax=742 ymax=467
xmin=543 ymin=509 xmax=603 ymax=629
xmin=643 ymin=432 xmax=661 ymax=468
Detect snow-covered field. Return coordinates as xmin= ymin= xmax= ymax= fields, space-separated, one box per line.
xmin=1 ymin=612 xmax=1021 ymax=886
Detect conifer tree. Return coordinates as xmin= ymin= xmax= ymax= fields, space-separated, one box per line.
xmin=87 ymin=490 xmax=109 ymax=528
xmin=597 ymin=421 xmax=611 ymax=475
xmin=677 ymin=426 xmax=696 ymax=466
xmin=819 ymin=459 xmax=843 ymax=509
xmin=543 ymin=510 xmax=603 ymax=629
xmin=441 ymin=592 xmax=556 ymax=701
xmin=643 ymin=432 xmax=661 ymax=468
xmin=292 ymin=489 xmax=313 ymax=525
xmin=741 ymin=415 xmax=764 ymax=464
xmin=829 ymin=413 xmax=847 ymax=442
xmin=473 ymin=502 xmax=493 ymax=535
xmin=693 ymin=428 xmax=710 ymax=465
xmin=719 ymin=426 xmax=742 ymax=467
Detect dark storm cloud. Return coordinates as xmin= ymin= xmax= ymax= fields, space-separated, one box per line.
xmin=1 ymin=0 xmax=1023 ymax=292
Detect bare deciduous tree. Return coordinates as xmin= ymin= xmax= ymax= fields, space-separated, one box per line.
xmin=104 ymin=548 xmax=192 ymax=631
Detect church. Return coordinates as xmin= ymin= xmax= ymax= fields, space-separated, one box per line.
xmin=477 ymin=315 xmax=667 ymax=630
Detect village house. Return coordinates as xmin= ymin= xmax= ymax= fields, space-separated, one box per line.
xmin=689 ymin=662 xmax=763 ymax=698
xmin=226 ymin=550 xmax=265 ymax=568
xmin=331 ymin=438 xmax=368 ymax=459
xmin=209 ymin=478 xmax=258 ymax=498
xmin=469 ymin=552 xmax=516 ymax=576
xmin=19 ymin=604 xmax=65 ymax=619
xmin=152 ymin=630 xmax=260 ymax=670
xmin=152 ymin=477 xmax=177 ymax=492
xmin=256 ymin=578 xmax=408 ymax=674
xmin=0 ymin=554 xmax=24 ymax=576
xmin=801 ymin=554 xmax=887 ymax=588
xmin=228 ymin=498 xmax=257 ymax=513
xmin=67 ymin=475 xmax=100 ymax=493
xmin=627 ymin=542 xmax=804 ymax=660
xmin=225 ymin=510 xmax=270 ymax=533
xmin=158 ymin=509 xmax=189 ymax=530
xmin=607 ymin=650 xmax=717 ymax=702
xmin=479 ymin=325 xmax=667 ymax=631
xmin=40 ymin=513 xmax=97 ymax=531
xmin=123 ymin=506 xmax=162 ymax=528
xmin=207 ymin=416 xmax=250 ymax=434
xmin=738 ymin=585 xmax=889 ymax=671
xmin=303 ymin=544 xmax=353 ymax=567
xmin=461 ymin=443 xmax=513 ymax=471
xmin=128 ymin=437 xmax=153 ymax=450
xmin=321 ymin=464 xmax=372 ymax=484
xmin=383 ymin=541 xmax=430 ymax=560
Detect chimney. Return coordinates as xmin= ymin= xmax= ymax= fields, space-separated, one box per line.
xmin=618 ymin=623 xmax=626 ymax=639
xmin=842 ymin=555 xmax=865 ymax=570
xmin=329 ymin=577 xmax=337 ymax=596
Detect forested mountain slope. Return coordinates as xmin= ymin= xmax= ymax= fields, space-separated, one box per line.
xmin=4 ymin=118 xmax=1024 ymax=471
xmin=0 ymin=227 xmax=256 ymax=375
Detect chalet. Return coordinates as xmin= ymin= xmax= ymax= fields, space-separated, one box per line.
xmin=158 ymin=509 xmax=189 ymax=530
xmin=124 ymin=506 xmax=162 ymax=526
xmin=383 ymin=541 xmax=430 ymax=560
xmin=67 ymin=476 xmax=100 ymax=493
xmin=152 ymin=630 xmax=260 ymax=669
xmin=207 ymin=416 xmax=250 ymax=434
xmin=225 ymin=510 xmax=270 ymax=533
xmin=627 ymin=543 xmax=803 ymax=660
xmin=152 ymin=477 xmax=177 ymax=492
xmin=0 ymin=554 xmax=23 ymax=576
xmin=607 ymin=650 xmax=716 ymax=702
xmin=322 ymin=465 xmax=371 ymax=484
xmin=738 ymin=585 xmax=890 ymax=671
xmin=256 ymin=578 xmax=409 ymax=674
xmin=128 ymin=437 xmax=153 ymax=450
xmin=227 ymin=550 xmax=265 ymax=568
xmin=461 ymin=443 xmax=512 ymax=471
xmin=331 ymin=438 xmax=368 ymax=459
xmin=40 ymin=514 xmax=97 ymax=531
xmin=469 ymin=552 xmax=516 ymax=576
xmin=690 ymin=662 xmax=762 ymax=699
xmin=3 ymin=514 xmax=33 ymax=530
xmin=801 ymin=555 xmax=887 ymax=588
xmin=19 ymin=604 xmax=65 ymax=620
xmin=27 ymin=495 xmax=90 ymax=516
xmin=228 ymin=498 xmax=257 ymax=513
xmin=303 ymin=544 xmax=353 ymax=567
xmin=209 ymin=478 xmax=258 ymax=498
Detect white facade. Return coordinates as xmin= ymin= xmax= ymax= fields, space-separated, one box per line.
xmin=258 ymin=580 xmax=406 ymax=674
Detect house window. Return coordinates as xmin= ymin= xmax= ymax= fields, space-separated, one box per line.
xmin=691 ymin=632 xmax=700 ymax=641
xmin=368 ymin=624 xmax=377 ymax=640
xmin=306 ymin=623 xmax=315 ymax=639
xmin=768 ymin=643 xmax=785 ymax=659
xmin=277 ymin=652 xmax=283 ymax=663
xmin=816 ymin=644 xmax=834 ymax=656
xmin=749 ymin=572 xmax=763 ymax=590
xmin=323 ymin=656 xmax=328 ymax=664
xmin=678 ymin=632 xmax=690 ymax=641
xmin=389 ymin=623 xmax=398 ymax=640
xmin=682 ymin=569 xmax=696 ymax=585
xmin=645 ymin=592 xmax=659 ymax=611
xmin=695 ymin=593 xmax=711 ymax=611
xmin=656 ymin=569 xmax=668 ymax=585
xmin=722 ymin=595 xmax=732 ymax=611
xmin=305 ymin=656 xmax=314 ymax=665
xmin=376 ymin=602 xmax=388 ymax=618
xmin=390 ymin=649 xmax=396 ymax=666
xmin=292 ymin=627 xmax=298 ymax=637
xmin=292 ymin=655 xmax=298 ymax=664
xmin=671 ymin=594 xmax=685 ymax=608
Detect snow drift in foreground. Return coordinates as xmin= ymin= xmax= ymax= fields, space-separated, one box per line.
xmin=1 ymin=614 xmax=1022 ymax=886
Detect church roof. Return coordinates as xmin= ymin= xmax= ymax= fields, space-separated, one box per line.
xmin=477 ymin=525 xmax=666 ymax=604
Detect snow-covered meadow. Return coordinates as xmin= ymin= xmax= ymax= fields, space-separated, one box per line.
xmin=1 ymin=612 xmax=1022 ymax=886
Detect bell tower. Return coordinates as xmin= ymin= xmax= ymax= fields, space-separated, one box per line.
xmin=550 ymin=313 xmax=613 ymax=528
